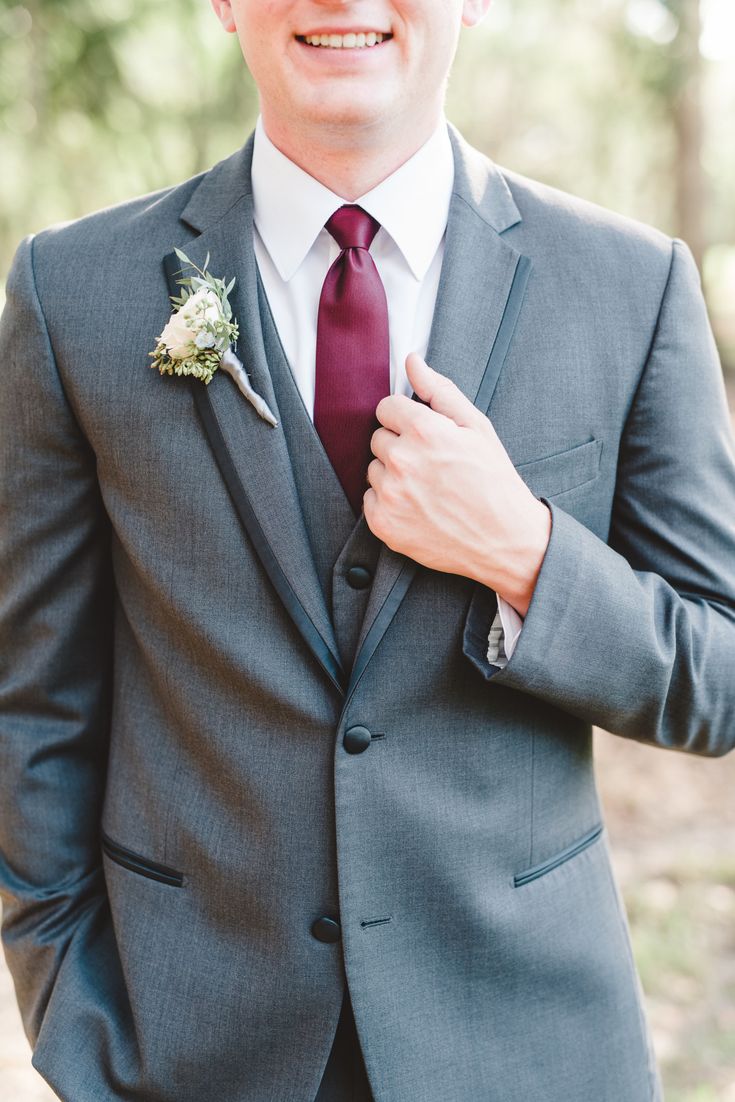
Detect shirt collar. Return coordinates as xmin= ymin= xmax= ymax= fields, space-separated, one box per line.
xmin=251 ymin=114 xmax=454 ymax=282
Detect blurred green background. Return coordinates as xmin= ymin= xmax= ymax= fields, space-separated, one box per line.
xmin=1 ymin=1 xmax=734 ymax=1100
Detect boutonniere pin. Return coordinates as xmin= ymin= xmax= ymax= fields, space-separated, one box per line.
xmin=149 ymin=248 xmax=278 ymax=427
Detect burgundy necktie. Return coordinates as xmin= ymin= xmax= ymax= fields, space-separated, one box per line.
xmin=314 ymin=204 xmax=390 ymax=517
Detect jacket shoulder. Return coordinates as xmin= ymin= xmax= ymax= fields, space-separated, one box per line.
xmin=25 ymin=170 xmax=207 ymax=285
xmin=499 ymin=165 xmax=675 ymax=274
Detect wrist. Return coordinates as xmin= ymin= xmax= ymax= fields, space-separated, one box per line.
xmin=484 ymin=498 xmax=551 ymax=618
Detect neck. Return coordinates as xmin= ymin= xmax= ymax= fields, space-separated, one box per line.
xmin=259 ymin=110 xmax=445 ymax=200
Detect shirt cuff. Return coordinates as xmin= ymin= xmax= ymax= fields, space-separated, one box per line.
xmin=486 ymin=596 xmax=524 ymax=669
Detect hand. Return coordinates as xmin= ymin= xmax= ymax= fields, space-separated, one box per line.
xmin=363 ymin=353 xmax=551 ymax=617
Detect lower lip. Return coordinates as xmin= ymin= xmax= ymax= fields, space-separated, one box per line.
xmin=295 ymin=37 xmax=394 ymax=64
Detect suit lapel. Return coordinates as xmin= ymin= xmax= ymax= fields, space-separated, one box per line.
xmin=163 ymin=139 xmax=345 ymax=693
xmin=345 ymin=126 xmax=532 ymax=702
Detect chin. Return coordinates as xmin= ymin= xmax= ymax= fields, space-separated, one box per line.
xmin=302 ymin=95 xmax=390 ymax=132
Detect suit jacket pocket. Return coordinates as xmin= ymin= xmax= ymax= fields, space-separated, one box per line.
xmin=513 ymin=823 xmax=603 ymax=887
xmin=101 ymin=831 xmax=184 ymax=887
xmin=514 ymin=437 xmax=602 ymax=499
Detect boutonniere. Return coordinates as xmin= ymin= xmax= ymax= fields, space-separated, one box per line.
xmin=149 ymin=248 xmax=278 ymax=427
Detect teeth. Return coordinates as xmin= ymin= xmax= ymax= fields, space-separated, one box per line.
xmin=303 ymin=31 xmax=386 ymax=48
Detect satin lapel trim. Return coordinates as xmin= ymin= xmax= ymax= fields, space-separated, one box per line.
xmin=163 ymin=195 xmax=344 ymax=693
xmin=345 ymin=196 xmax=532 ymax=704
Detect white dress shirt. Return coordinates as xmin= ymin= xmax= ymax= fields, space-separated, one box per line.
xmin=250 ymin=114 xmax=522 ymax=667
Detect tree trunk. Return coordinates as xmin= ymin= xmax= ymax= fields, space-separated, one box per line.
xmin=670 ymin=0 xmax=705 ymax=271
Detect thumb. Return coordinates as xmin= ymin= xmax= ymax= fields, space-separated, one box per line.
xmin=406 ymin=352 xmax=486 ymax=430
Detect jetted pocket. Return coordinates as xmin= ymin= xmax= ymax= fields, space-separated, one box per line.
xmin=513 ymin=823 xmax=603 ymax=888
xmin=101 ymin=831 xmax=184 ymax=887
xmin=514 ymin=437 xmax=603 ymax=499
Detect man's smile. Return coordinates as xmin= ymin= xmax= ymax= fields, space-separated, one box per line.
xmin=295 ymin=30 xmax=394 ymax=49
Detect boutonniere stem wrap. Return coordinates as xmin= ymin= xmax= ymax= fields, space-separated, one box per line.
xmin=150 ymin=248 xmax=278 ymax=427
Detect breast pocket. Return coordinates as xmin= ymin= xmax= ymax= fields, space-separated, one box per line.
xmin=514 ymin=437 xmax=602 ymax=499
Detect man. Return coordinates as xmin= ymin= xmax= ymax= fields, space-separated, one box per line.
xmin=1 ymin=0 xmax=734 ymax=1098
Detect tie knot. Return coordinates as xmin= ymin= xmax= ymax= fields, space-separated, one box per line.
xmin=326 ymin=205 xmax=380 ymax=251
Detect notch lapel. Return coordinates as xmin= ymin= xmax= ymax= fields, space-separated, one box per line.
xmin=163 ymin=140 xmax=345 ymax=693
xmin=345 ymin=127 xmax=532 ymax=703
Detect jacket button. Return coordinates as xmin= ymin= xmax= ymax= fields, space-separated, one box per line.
xmin=311 ymin=916 xmax=341 ymax=943
xmin=346 ymin=565 xmax=372 ymax=589
xmin=343 ymin=725 xmax=372 ymax=754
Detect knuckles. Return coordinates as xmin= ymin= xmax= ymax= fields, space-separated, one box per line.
xmin=407 ymin=415 xmax=433 ymax=444
xmin=385 ymin=445 xmax=417 ymax=482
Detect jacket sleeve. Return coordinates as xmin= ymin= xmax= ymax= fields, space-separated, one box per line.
xmin=463 ymin=238 xmax=735 ymax=757
xmin=0 ymin=235 xmax=116 ymax=1044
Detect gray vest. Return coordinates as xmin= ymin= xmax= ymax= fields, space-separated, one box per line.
xmin=256 ymin=275 xmax=383 ymax=671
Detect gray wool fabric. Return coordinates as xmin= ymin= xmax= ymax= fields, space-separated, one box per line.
xmin=1 ymin=121 xmax=735 ymax=1102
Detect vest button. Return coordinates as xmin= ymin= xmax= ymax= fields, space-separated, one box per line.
xmin=311 ymin=916 xmax=341 ymax=943
xmin=346 ymin=565 xmax=372 ymax=589
xmin=343 ymin=725 xmax=372 ymax=754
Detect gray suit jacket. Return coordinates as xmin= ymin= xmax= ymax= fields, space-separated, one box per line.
xmin=1 ymin=122 xmax=734 ymax=1102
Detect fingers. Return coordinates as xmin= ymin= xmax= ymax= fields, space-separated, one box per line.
xmin=405 ymin=352 xmax=490 ymax=431
xmin=375 ymin=392 xmax=428 ymax=435
xmin=365 ymin=456 xmax=385 ymax=492
xmin=369 ymin=425 xmax=398 ymax=464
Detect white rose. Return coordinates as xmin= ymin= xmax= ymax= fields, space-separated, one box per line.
xmin=158 ymin=288 xmax=223 ymax=361
xmin=158 ymin=310 xmax=196 ymax=360
xmin=180 ymin=287 xmax=222 ymax=324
